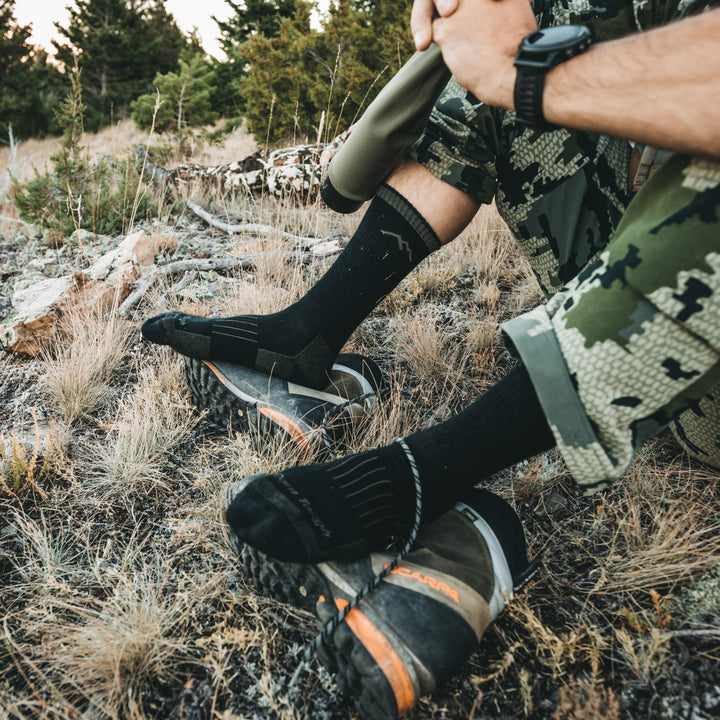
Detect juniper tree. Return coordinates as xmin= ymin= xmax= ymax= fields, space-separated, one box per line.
xmin=236 ymin=0 xmax=415 ymax=143
xmin=210 ymin=0 xmax=297 ymax=118
xmin=12 ymin=65 xmax=155 ymax=236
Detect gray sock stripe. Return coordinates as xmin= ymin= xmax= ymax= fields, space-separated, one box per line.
xmin=334 ymin=456 xmax=381 ymax=481
xmin=350 ymin=491 xmax=395 ymax=508
xmin=214 ymin=324 xmax=258 ymax=334
xmin=341 ymin=475 xmax=389 ymax=497
xmin=212 ymin=329 xmax=258 ymax=341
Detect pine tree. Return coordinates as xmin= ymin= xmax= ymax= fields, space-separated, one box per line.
xmin=53 ymin=0 xmax=185 ymax=131
xmin=215 ymin=0 xmax=297 ymax=52
xmin=0 ymin=0 xmax=64 ymax=139
xmin=12 ymin=64 xmax=155 ymax=235
xmin=236 ymin=0 xmax=415 ymax=143
xmin=210 ymin=0 xmax=297 ymax=118
xmin=235 ymin=1 xmax=317 ymax=143
xmin=131 ymin=49 xmax=219 ymax=135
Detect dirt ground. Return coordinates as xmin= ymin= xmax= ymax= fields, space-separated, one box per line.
xmin=1 ymin=175 xmax=720 ymax=719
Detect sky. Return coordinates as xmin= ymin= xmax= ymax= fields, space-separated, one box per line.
xmin=13 ymin=0 xmax=329 ymax=60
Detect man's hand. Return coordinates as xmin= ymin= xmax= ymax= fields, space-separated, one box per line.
xmin=411 ymin=0 xmax=460 ymax=51
xmin=431 ymin=0 xmax=537 ymax=109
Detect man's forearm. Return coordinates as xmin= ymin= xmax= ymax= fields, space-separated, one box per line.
xmin=544 ymin=10 xmax=720 ymax=157
xmin=432 ymin=1 xmax=720 ymax=158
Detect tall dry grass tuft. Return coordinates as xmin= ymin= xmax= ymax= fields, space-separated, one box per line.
xmin=88 ymin=350 xmax=198 ymax=503
xmin=506 ymin=599 xmax=609 ymax=684
xmin=10 ymin=512 xmax=83 ymax=594
xmin=433 ymin=204 xmax=529 ymax=292
xmin=43 ymin=299 xmax=132 ymax=423
xmin=613 ymin=626 xmax=671 ymax=684
xmin=553 ymin=677 xmax=622 ymax=720
xmin=39 ymin=576 xmax=190 ymax=718
xmin=394 ymin=306 xmax=470 ymax=395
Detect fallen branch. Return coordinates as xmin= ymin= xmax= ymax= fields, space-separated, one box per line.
xmin=164 ymin=269 xmax=199 ymax=298
xmin=660 ymin=629 xmax=720 ymax=640
xmin=185 ymin=199 xmax=323 ymax=246
xmin=118 ymin=256 xmax=258 ymax=317
xmin=0 ymin=214 xmax=35 ymax=229
xmin=118 ymin=248 xmax=341 ymax=318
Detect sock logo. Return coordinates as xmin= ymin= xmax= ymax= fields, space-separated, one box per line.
xmin=381 ymin=230 xmax=412 ymax=262
xmin=276 ymin=474 xmax=333 ymax=540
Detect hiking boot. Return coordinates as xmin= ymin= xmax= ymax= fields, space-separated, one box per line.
xmin=185 ymin=352 xmax=383 ymax=454
xmin=226 ymin=484 xmax=535 ymax=720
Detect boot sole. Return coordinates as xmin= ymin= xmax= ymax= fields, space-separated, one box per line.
xmin=240 ymin=543 xmax=411 ymax=720
xmin=184 ymin=356 xmax=279 ymax=440
xmin=184 ymin=353 xmax=383 ymax=452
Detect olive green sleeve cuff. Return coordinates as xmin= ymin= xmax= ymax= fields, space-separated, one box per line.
xmin=502 ymin=306 xmax=622 ymax=494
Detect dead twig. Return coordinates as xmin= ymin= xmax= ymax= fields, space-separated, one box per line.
xmin=118 ymin=256 xmax=258 ymax=317
xmin=0 ymin=214 xmax=35 ymax=229
xmin=163 ymin=269 xmax=199 ymax=298
xmin=660 ymin=629 xmax=720 ymax=640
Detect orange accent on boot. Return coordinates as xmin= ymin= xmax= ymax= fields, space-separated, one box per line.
xmin=203 ymin=361 xmax=227 ymax=386
xmin=335 ymin=598 xmax=416 ymax=717
xmin=389 ymin=566 xmax=460 ymax=604
xmin=258 ymin=407 xmax=312 ymax=455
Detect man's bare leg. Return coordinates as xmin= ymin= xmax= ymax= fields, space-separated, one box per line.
xmin=387 ymin=159 xmax=481 ymax=244
xmin=141 ymin=160 xmax=482 ymax=387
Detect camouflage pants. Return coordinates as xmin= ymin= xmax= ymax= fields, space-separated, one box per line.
xmin=408 ymin=0 xmax=720 ymax=486
xmin=503 ymin=155 xmax=720 ymax=491
xmin=410 ymin=78 xmax=632 ymax=297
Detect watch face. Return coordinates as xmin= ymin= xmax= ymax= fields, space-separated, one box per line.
xmin=524 ymin=25 xmax=592 ymax=52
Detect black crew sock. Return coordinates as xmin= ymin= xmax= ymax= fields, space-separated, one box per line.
xmin=226 ymin=362 xmax=556 ymax=562
xmin=141 ymin=185 xmax=441 ymax=388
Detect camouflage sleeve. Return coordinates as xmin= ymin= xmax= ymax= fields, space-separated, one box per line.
xmin=502 ymin=154 xmax=720 ymax=493
xmin=536 ymin=0 xmax=716 ymax=39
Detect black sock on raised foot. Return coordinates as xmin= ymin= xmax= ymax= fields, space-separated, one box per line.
xmin=141 ymin=185 xmax=441 ymax=388
xmin=226 ymin=362 xmax=556 ymax=562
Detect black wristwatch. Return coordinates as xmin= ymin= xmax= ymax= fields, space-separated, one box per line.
xmin=513 ymin=25 xmax=592 ymax=130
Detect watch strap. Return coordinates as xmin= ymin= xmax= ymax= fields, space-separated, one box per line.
xmin=513 ymin=67 xmax=550 ymax=130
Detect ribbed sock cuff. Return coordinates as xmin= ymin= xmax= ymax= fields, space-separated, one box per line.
xmin=375 ymin=184 xmax=442 ymax=254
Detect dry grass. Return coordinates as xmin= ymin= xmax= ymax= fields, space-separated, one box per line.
xmin=0 ymin=120 xmax=149 ymax=207
xmin=87 ymin=352 xmax=198 ymax=504
xmin=40 ymin=577 xmax=191 ymax=717
xmin=2 ymin=123 xmax=719 ymax=720
xmin=42 ymin=299 xmax=133 ymax=423
xmin=394 ymin=305 xmax=470 ymax=394
xmin=588 ymin=455 xmax=720 ymax=596
xmin=553 ymin=677 xmax=622 ymax=720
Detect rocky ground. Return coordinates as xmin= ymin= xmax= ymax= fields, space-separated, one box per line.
xmin=1 ymin=204 xmax=719 ymax=720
